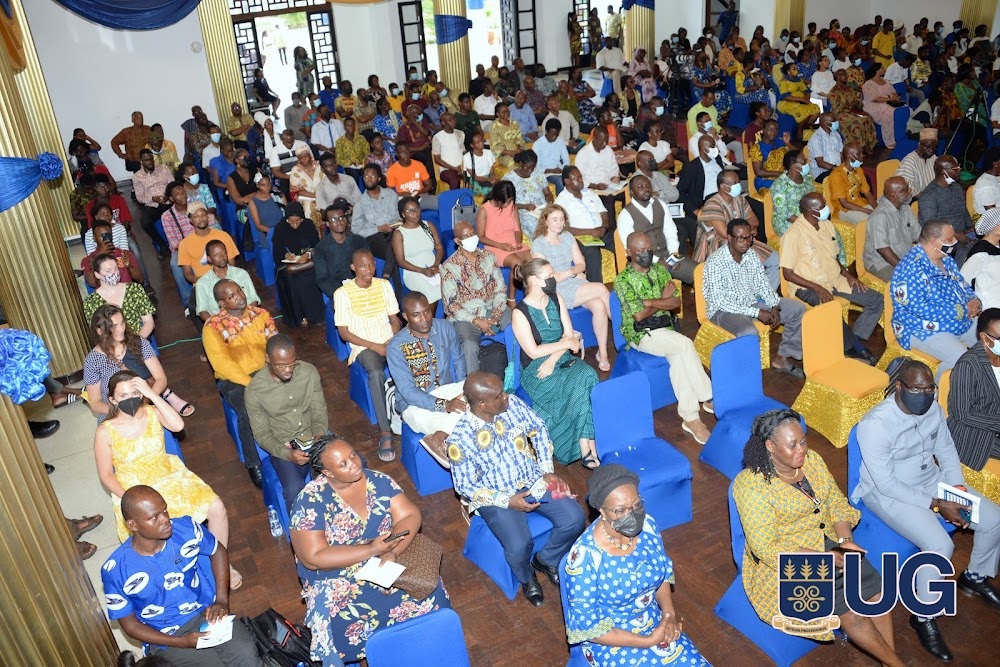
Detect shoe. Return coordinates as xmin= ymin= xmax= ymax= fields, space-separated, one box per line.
xmin=702 ymin=399 xmax=714 ymax=415
xmin=531 ymin=554 xmax=560 ymax=585
xmin=247 ymin=466 xmax=263 ymax=489
xmin=45 ymin=463 xmax=55 ymax=475
xmin=957 ymin=571 xmax=1000 ymax=610
xmin=909 ymin=614 xmax=953 ymax=662
xmin=681 ymin=419 xmax=710 ymax=445
xmin=29 ymin=420 xmax=60 ymax=439
xmin=522 ymin=573 xmax=544 ymax=606
xmin=847 ymin=347 xmax=878 ymax=365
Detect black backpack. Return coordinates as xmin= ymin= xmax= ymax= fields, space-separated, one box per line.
xmin=478 ymin=339 xmax=508 ymax=380
xmin=242 ymin=608 xmax=318 ymax=667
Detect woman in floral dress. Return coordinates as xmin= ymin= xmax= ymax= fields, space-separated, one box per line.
xmin=290 ymin=437 xmax=450 ymax=666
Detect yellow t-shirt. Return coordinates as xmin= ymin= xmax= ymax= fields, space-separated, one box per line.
xmin=177 ymin=229 xmax=240 ymax=280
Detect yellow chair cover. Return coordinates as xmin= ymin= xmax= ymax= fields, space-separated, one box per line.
xmin=691 ymin=263 xmax=770 ymax=369
xmin=875 ymin=159 xmax=900 ymax=200
xmin=938 ymin=369 xmax=1000 ymax=506
xmin=875 ymin=287 xmax=941 ymax=374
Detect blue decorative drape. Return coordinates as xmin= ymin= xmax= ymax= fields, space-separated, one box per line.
xmin=434 ymin=14 xmax=473 ymax=45
xmin=0 ymin=153 xmax=63 ymax=214
xmin=51 ymin=0 xmax=202 ymax=31
xmin=621 ymin=0 xmax=655 ymax=10
xmin=0 ymin=329 xmax=51 ymax=405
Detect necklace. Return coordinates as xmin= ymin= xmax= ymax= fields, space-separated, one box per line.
xmin=601 ymin=521 xmax=634 ymax=551
xmin=775 ymin=465 xmax=801 ymax=480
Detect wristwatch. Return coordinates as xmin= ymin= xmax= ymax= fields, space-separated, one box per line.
xmin=837 ymin=536 xmax=852 ymax=544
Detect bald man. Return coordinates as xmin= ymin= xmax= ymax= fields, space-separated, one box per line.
xmin=864 ymin=176 xmax=920 ymax=282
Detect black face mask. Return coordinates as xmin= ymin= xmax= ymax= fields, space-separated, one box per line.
xmin=899 ymin=389 xmax=934 ymax=416
xmin=541 ymin=277 xmax=557 ymax=295
xmin=239 ymin=158 xmax=250 ymax=167
xmin=941 ymin=241 xmax=957 ymax=256
xmin=117 ymin=397 xmax=143 ymax=417
xmin=610 ymin=508 xmax=646 ymax=538
xmin=635 ymin=251 xmax=654 ymax=268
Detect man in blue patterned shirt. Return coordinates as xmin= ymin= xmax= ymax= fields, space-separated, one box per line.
xmin=891 ymin=220 xmax=981 ymax=380
xmin=447 ymin=372 xmax=585 ymax=607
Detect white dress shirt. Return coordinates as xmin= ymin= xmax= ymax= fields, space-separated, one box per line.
xmin=574 ymin=143 xmax=621 ymax=188
xmin=615 ymin=198 xmax=680 ymax=261
xmin=542 ymin=111 xmax=580 ymax=145
xmin=687 ymin=131 xmax=731 ymax=166
xmin=973 ymin=172 xmax=1000 ymax=215
xmin=474 ymin=94 xmax=500 ymax=131
xmin=310 ymin=118 xmax=345 ymax=150
xmin=554 ymin=188 xmax=607 ymax=230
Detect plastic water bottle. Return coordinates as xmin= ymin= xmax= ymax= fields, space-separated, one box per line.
xmin=267 ymin=506 xmax=283 ymax=537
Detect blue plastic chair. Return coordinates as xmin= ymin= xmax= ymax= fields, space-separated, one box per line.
xmin=727 ymin=76 xmax=751 ymax=129
xmin=776 ymin=112 xmax=798 ymax=140
xmin=559 ymin=552 xmax=591 ymax=667
xmin=348 ymin=361 xmax=389 ymax=426
xmin=322 ymin=294 xmax=351 ymax=361
xmin=437 ymin=188 xmax=474 ymax=256
xmin=699 ymin=336 xmax=790 ymax=479
xmin=591 ymin=372 xmax=693 ymax=531
xmin=400 ymin=423 xmax=454 ymax=496
xmin=147 ymin=334 xmax=159 ymax=355
xmin=163 ymin=429 xmax=184 ymax=462
xmin=501 ymin=325 xmax=533 ymax=405
xmin=847 ymin=426 xmax=955 ymax=575
xmin=607 ymin=291 xmax=677 ymax=410
xmin=714 ymin=481 xmax=821 ymax=666
xmin=366 ymin=609 xmax=471 ymax=667
xmin=254 ymin=227 xmax=277 ymax=287
xmin=889 ymin=105 xmax=919 ymax=160
xmin=462 ymin=511 xmax=553 ymax=599
xmin=568 ymin=305 xmax=601 ymax=348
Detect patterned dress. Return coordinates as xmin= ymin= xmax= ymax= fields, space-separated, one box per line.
xmin=828 ymin=85 xmax=877 ymax=153
xmin=572 ymin=80 xmax=598 ymax=129
xmin=777 ymin=78 xmax=820 ymax=123
xmin=516 ymin=298 xmax=597 ymax=464
xmin=106 ymin=407 xmax=218 ymax=542
xmin=290 ymin=470 xmax=450 ymax=663
xmin=83 ymin=283 xmax=156 ymax=336
xmin=294 ymin=55 xmax=316 ymax=96
xmin=564 ymin=516 xmax=711 ymax=666
xmin=691 ymin=65 xmax=732 ymax=115
xmin=488 ymin=120 xmax=525 ymax=172
xmin=372 ymin=112 xmax=402 ymax=160
xmin=568 ymin=21 xmax=583 ymax=58
xmin=503 ymin=168 xmax=549 ymax=238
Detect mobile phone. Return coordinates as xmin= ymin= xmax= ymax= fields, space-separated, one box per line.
xmin=960 ymin=508 xmax=973 ymax=523
xmin=99 ymin=232 xmax=113 ymax=243
xmin=290 ymin=438 xmax=314 ymax=451
xmin=383 ymin=529 xmax=410 ymax=542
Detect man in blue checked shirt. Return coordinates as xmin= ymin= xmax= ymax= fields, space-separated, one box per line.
xmin=447 ymin=372 xmax=586 ymax=607
xmin=891 ymin=220 xmax=981 ymax=381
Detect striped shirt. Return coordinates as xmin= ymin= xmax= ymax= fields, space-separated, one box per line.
xmin=333 ymin=278 xmax=399 ymax=364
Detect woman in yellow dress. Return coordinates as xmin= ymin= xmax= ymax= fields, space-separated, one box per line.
xmin=567 ymin=12 xmax=583 ymax=69
xmin=488 ymin=102 xmax=526 ymax=175
xmin=777 ymin=63 xmax=820 ymax=139
xmin=94 ymin=370 xmax=241 ymax=588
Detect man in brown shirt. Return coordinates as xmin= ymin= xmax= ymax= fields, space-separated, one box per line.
xmin=110 ymin=111 xmax=151 ymax=172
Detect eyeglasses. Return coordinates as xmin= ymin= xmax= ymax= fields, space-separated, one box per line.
xmin=603 ymin=498 xmax=644 ymax=518
xmin=271 ymin=361 xmax=299 ymax=370
xmin=328 ymin=215 xmax=348 ymax=222
xmin=732 ymin=233 xmax=756 ymax=242
xmin=900 ymin=380 xmax=936 ymax=395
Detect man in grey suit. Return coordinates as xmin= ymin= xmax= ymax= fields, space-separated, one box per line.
xmin=854 ymin=359 xmax=1000 ymax=662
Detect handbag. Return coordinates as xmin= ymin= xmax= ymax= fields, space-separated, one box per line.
xmin=452 ymin=192 xmax=477 ymax=229
xmin=635 ymin=311 xmax=678 ymax=332
xmin=393 ymin=533 xmax=443 ymax=600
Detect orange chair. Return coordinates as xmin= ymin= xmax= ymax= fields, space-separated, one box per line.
xmin=822 ymin=178 xmax=857 ymax=268
xmin=875 ymin=287 xmax=941 ymax=374
xmin=692 ymin=263 xmax=770 ymax=369
xmin=967 ymin=186 xmax=979 ymax=222
xmin=613 ymin=229 xmax=628 ymax=273
xmin=875 ymin=159 xmax=900 ymax=200
xmin=763 ymin=192 xmax=780 ymax=252
xmin=939 ymin=369 xmax=1000 ymax=506
xmin=792 ymin=302 xmax=889 ymax=448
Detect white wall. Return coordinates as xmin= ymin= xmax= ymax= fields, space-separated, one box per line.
xmin=655 ymin=1 xmax=704 ymax=48
xmin=740 ymin=0 xmax=777 ymax=41
xmin=23 ymin=0 xmax=214 ymax=183
xmin=537 ymin=0 xmax=573 ymax=72
xmin=331 ymin=0 xmax=406 ymax=90
xmin=804 ymin=0 xmax=963 ymax=35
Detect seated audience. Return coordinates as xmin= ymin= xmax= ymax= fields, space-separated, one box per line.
xmin=918 ymin=156 xmax=975 ymax=265
xmin=289 ymin=147 xmax=323 ymax=225
xmin=309 ymin=104 xmax=345 ymax=157
xmin=676 ymin=135 xmax=728 ymax=253
xmin=534 ymin=120 xmax=571 ymax=194
xmin=83 ymin=254 xmax=156 ymax=340
xmin=246 ymin=334 xmax=329 ymax=510
xmin=132 ymin=149 xmax=173 ymax=257
xmin=805 ymin=113 xmax=844 ymax=182
xmin=828 ymin=142 xmax=876 ymax=224
xmin=283 ymin=92 xmax=307 ymax=140
xmin=373 ymin=98 xmax=402 ymax=160
xmin=454 ymin=92 xmax=482 ymax=136
xmin=194 ymin=239 xmax=259 ymax=323
xmin=475 ymin=80 xmax=501 ymax=131
xmin=704 ymin=219 xmax=806 ymax=376
xmin=397 ymin=105 xmax=436 ymax=188
xmin=448 ymin=372 xmax=586 ymax=606
xmin=489 ymin=103 xmax=527 ymax=173
xmin=892 ymin=221 xmax=980 ymax=379
xmin=431 ymin=112 xmax=465 ymax=191
xmin=82 ymin=219 xmax=143 ymax=289
xmin=861 ymin=64 xmax=901 ymax=150
xmin=855 ymin=360 xmax=1000 ymax=662
xmin=178 ymin=161 xmax=216 ymax=213
xmin=313 ymin=203 xmax=369 ymax=300
xmin=618 ymin=175 xmax=694 ymax=284
xmin=863 ymin=176 xmax=919 ymax=282
xmin=510 ymin=90 xmax=540 ymax=141
xmin=102 ymin=486 xmax=254 ymax=661
xmin=424 ymin=91 xmax=448 ymax=132
xmin=736 ymin=410 xmax=904 ymax=667
xmin=828 ymin=68 xmax=878 ymax=154
xmin=631 ymin=150 xmax=679 ymax=204
xmin=272 ymin=201 xmax=324 ymax=327
xmin=896 ymin=129 xmax=939 ymax=198
xmin=335 ymin=118 xmax=370 ymax=184
xmin=962 ymin=209 xmax=1000 ymax=310
xmin=441 ymin=221 xmax=511 ymax=373
xmin=512 ymin=259 xmax=599 ymax=466
xmin=747 ymin=120 xmax=791 ymax=192
xmin=777 ymin=63 xmax=822 ymax=137
xmin=464 ymin=129 xmax=499 ymax=197
xmin=477 ymin=181 xmax=532 ymax=301
xmin=948 ymin=309 xmax=1000 ymax=473
xmin=542 ymin=95 xmax=581 ymax=147
xmin=83 ymin=201 xmax=152 ymax=289
xmin=781 ymin=192 xmax=881 ymax=363
xmin=637 ymin=121 xmax=673 ymax=173
xmin=387 ymin=291 xmax=467 ymax=461
xmin=531 ymin=204 xmax=612 ymax=371
xmin=973 ymin=148 xmax=1000 ymax=216
xmin=386 ymin=142 xmax=437 ymax=211
xmin=316 ymin=151 xmax=361 ymax=214
xmin=202 ymin=279 xmax=277 ymax=486
xmin=392 ymin=196 xmax=444 ymax=307
xmin=554 ymin=166 xmax=611 ymax=285
xmin=289 ymin=437 xmax=450 ymax=665
xmin=176 ymin=202 xmax=239 ymax=312
xmin=334 ymin=249 xmax=401 ymax=460
xmin=354 ymin=164 xmax=401 ymax=284
xmin=575 ymin=127 xmax=625 ymax=219
xmin=268 ymin=129 xmax=310 ymax=194
xmin=615 ymin=232 xmax=714 ymax=443
xmin=248 ymin=172 xmax=286 ymax=248
xmin=770 ymin=149 xmax=817 ymax=237
xmin=687 ymin=113 xmax=733 ymax=168
xmin=503 ymin=149 xmax=554 ymax=239
xmin=564 ymin=464 xmax=710 ymax=664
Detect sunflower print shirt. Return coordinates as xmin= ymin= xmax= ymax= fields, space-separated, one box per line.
xmin=447 ymin=395 xmax=554 ymax=513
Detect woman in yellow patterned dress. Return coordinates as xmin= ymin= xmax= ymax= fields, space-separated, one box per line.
xmin=488 ymin=103 xmax=526 ymax=174
xmin=567 ymin=12 xmax=583 ymax=69
xmin=777 ymin=63 xmax=820 ymax=139
xmin=94 ymin=370 xmax=241 ymax=588
xmin=732 ymin=409 xmax=904 ymax=666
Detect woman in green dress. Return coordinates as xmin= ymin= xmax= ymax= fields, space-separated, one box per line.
xmin=511 ymin=258 xmax=599 ymax=468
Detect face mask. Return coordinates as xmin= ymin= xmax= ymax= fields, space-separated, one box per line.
xmin=671 ymin=37 xmax=678 ymax=44
xmin=459 ymin=235 xmax=480 ymax=252
xmin=151 ymin=148 xmax=162 ymax=155
xmin=944 ymin=174 xmax=956 ymax=185
xmin=816 ymin=205 xmax=831 ymax=221
xmin=792 ymin=37 xmax=800 ymax=44
xmin=635 ymin=251 xmax=654 ymax=268
xmin=854 ymin=58 xmax=862 ymax=66
xmin=541 ymin=277 xmax=557 ymax=295
xmin=102 ymin=271 xmax=120 ymax=286
xmin=941 ymin=240 xmax=957 ymax=256
xmin=210 ymin=132 xmax=221 ymax=143
xmin=983 ymin=335 xmax=1000 ymax=356
xmin=610 ymin=508 xmax=646 ymax=538
xmin=727 ymin=182 xmax=743 ymax=197
xmin=654 ymin=106 xmax=665 ymax=116
xmin=415 ymin=113 xmax=424 ymax=123
xmin=441 ymin=88 xmax=449 ymax=97
xmin=800 ymin=163 xmax=811 ymax=176
xmin=117 ymin=396 xmax=143 ymax=417
xmin=706 ymin=146 xmax=720 ymax=160
xmin=899 ymin=389 xmax=934 ymax=416
xmin=849 ymin=159 xmax=863 ymax=169
xmin=702 ymin=121 xmax=713 ymax=132
xmin=389 ymin=88 xmax=399 ymax=97
xmin=411 ymin=72 xmax=420 ymax=80
xmin=186 ymin=174 xmax=200 ymax=186
xmin=411 ymin=93 xmax=421 ymax=101
xmin=938 ymin=27 xmax=944 ymax=34
xmin=830 ymin=121 xmax=840 ymax=132
xmin=861 ymin=40 xmax=869 ymax=46
xmin=828 ymin=41 xmax=837 ymax=49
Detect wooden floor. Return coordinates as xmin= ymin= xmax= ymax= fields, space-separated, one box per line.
xmin=136 ymin=222 xmax=999 ymax=667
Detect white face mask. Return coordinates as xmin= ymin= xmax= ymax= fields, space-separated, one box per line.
xmin=702 ymin=121 xmax=713 ymax=132
xmin=816 ymin=205 xmax=831 ymax=221
xmin=706 ymin=146 xmax=720 ymax=160
xmin=944 ymin=174 xmax=956 ymax=185
xmin=984 ymin=334 xmax=1000 ymax=356
xmin=459 ymin=235 xmax=480 ymax=252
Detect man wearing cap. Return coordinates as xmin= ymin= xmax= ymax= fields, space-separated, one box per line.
xmin=447 ymin=372 xmax=585 ymax=607
xmin=896 ymin=129 xmax=939 ymax=198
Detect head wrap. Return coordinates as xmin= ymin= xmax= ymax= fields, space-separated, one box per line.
xmin=253 ymin=111 xmax=269 ymax=126
xmin=977 ymin=207 xmax=1000 ymax=236
xmin=586 ymin=464 xmax=639 ymax=510
xmin=285 ymin=201 xmax=305 ymax=220
xmin=919 ymin=127 xmax=938 ymax=141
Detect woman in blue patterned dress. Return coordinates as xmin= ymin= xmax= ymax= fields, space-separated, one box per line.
xmin=691 ymin=52 xmax=732 ymax=116
xmin=502 ymin=149 xmax=554 ymax=238
xmin=569 ymin=68 xmax=598 ymax=131
xmin=564 ymin=465 xmax=711 ymax=666
xmin=372 ymin=97 xmax=402 ymax=160
xmin=290 ymin=437 xmax=450 ymax=666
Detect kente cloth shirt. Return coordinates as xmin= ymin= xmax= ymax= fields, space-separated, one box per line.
xmin=703 ymin=244 xmax=780 ymax=319
xmin=102 ymin=516 xmax=218 ymax=650
xmin=447 ymin=395 xmax=554 ymax=513
xmin=890 ymin=244 xmax=978 ymax=345
xmin=827 ymin=164 xmax=871 ymax=216
xmin=245 ymin=361 xmax=329 ymax=460
xmin=202 ymin=305 xmax=277 ymax=385
xmin=386 ymin=320 xmax=467 ymax=413
xmin=779 ymin=215 xmax=850 ymax=293
xmin=613 ymin=263 xmax=679 ymax=348
xmin=441 ymin=248 xmax=507 ymax=323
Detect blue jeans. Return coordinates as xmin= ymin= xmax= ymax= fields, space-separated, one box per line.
xmin=271 ymin=456 xmax=310 ymax=511
xmin=546 ymin=174 xmax=565 ymax=194
xmin=170 ymin=252 xmax=193 ymax=305
xmin=477 ymin=492 xmax=586 ymax=584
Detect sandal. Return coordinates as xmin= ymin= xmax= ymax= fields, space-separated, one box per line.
xmin=229 ymin=566 xmax=243 ymax=590
xmin=162 ymin=389 xmax=195 ymax=417
xmin=596 ymin=355 xmax=611 ymax=373
xmin=68 ymin=514 xmax=104 ymax=541
xmin=76 ymin=541 xmax=97 ymax=560
xmin=377 ymin=435 xmax=396 ymax=462
xmin=52 ymin=392 xmax=79 ymax=409
xmin=581 ymin=452 xmax=601 ymax=470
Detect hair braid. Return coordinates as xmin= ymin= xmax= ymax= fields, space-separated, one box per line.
xmin=742 ymin=408 xmax=802 ymax=482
